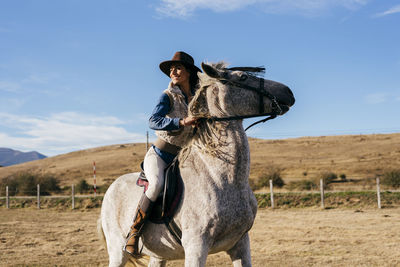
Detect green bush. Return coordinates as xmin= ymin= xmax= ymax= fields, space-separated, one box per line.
xmin=321 ymin=172 xmax=337 ymax=184
xmin=0 ymin=173 xmax=60 ymax=196
xmin=76 ymin=179 xmax=91 ymax=194
xmin=37 ymin=175 xmax=61 ymax=195
xmin=287 ymin=179 xmax=317 ymax=191
xmin=257 ymin=168 xmax=285 ymax=188
xmin=382 ymin=170 xmax=400 ymax=188
xmin=315 ymin=172 xmax=338 ymax=189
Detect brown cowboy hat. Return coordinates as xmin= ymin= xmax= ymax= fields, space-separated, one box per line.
xmin=159 ymin=51 xmax=201 ymax=77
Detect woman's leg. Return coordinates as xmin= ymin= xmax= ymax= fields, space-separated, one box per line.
xmin=123 ymin=147 xmax=167 ymax=257
xmin=143 ymin=147 xmax=168 ymax=202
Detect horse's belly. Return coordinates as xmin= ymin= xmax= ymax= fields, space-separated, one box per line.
xmin=141 ymin=222 xmax=185 ymax=260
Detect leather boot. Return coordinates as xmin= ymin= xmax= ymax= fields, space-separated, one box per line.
xmin=123 ymin=193 xmax=154 ymax=257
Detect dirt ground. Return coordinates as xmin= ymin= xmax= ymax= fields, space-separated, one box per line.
xmin=1 ymin=207 xmax=399 ymax=267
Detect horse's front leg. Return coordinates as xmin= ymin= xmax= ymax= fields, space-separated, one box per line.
xmin=182 ymin=235 xmax=209 ymax=267
xmin=227 ymin=233 xmax=252 ymax=267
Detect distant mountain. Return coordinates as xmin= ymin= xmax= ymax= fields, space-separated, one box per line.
xmin=0 ymin=148 xmax=47 ymax=167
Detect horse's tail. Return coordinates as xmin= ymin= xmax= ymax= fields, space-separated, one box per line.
xmin=126 ymin=256 xmax=150 ymax=267
xmin=97 ymin=217 xmax=150 ymax=267
xmin=97 ymin=217 xmax=107 ymax=253
xmin=98 ymin=214 xmax=149 ymax=267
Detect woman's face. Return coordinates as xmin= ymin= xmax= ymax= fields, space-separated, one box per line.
xmin=170 ymin=63 xmax=190 ymax=87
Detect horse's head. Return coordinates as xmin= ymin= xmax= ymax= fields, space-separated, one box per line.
xmin=189 ymin=62 xmax=295 ymax=123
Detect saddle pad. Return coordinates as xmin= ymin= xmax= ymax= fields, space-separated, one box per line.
xmin=135 ymin=159 xmax=183 ymax=224
xmin=136 ymin=171 xmax=149 ymax=192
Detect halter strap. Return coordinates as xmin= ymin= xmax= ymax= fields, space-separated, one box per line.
xmin=198 ymin=76 xmax=283 ymax=131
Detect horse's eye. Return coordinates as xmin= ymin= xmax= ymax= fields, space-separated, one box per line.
xmin=239 ymin=74 xmax=248 ymax=81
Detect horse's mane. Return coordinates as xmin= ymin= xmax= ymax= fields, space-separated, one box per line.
xmin=179 ymin=62 xmax=235 ymax=164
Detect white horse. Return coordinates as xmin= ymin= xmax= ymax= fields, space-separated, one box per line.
xmin=100 ymin=62 xmax=295 ymax=267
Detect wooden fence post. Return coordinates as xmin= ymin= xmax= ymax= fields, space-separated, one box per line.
xmin=6 ymin=186 xmax=9 ymax=209
xmin=72 ymin=184 xmax=75 ymax=210
xmin=37 ymin=184 xmax=40 ymax=209
xmin=270 ymin=179 xmax=274 ymax=209
xmin=320 ymin=179 xmax=325 ymax=209
xmin=376 ymin=177 xmax=381 ymax=209
xmin=93 ymin=161 xmax=97 ymax=197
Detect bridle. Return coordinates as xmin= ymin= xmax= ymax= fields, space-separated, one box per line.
xmin=198 ymin=68 xmax=283 ymax=131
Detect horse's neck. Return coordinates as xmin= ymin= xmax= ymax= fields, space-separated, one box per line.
xmin=188 ymin=121 xmax=250 ymax=185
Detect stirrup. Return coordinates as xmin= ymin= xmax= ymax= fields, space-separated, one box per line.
xmin=123 ymin=234 xmax=142 ymax=257
xmin=123 ymin=245 xmax=142 ymax=258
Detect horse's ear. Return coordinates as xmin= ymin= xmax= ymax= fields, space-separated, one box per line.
xmin=201 ymin=62 xmax=221 ymax=79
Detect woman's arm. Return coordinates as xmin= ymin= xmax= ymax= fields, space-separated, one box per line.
xmin=149 ymin=93 xmax=181 ymax=131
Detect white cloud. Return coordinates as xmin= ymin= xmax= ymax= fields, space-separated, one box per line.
xmin=155 ymin=0 xmax=369 ymax=17
xmin=0 ymin=81 xmax=21 ymax=92
xmin=365 ymin=93 xmax=387 ymax=104
xmin=374 ymin=4 xmax=400 ymax=17
xmin=0 ymin=112 xmax=146 ymax=156
xmin=22 ymin=73 xmax=58 ymax=84
xmin=156 ymin=0 xmax=256 ymax=17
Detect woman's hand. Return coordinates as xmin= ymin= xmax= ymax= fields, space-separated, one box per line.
xmin=179 ymin=116 xmax=198 ymax=127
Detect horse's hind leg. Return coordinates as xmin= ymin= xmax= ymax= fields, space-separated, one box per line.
xmin=149 ymin=256 xmax=166 ymax=267
xmin=107 ymin=243 xmax=128 ymax=267
xmin=103 ymin=225 xmax=128 ymax=267
xmin=227 ymin=233 xmax=252 ymax=267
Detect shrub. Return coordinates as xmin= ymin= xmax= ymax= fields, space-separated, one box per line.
xmin=382 ymin=170 xmax=400 ymax=189
xmin=315 ymin=172 xmax=338 ymax=189
xmin=76 ymin=179 xmax=91 ymax=194
xmin=37 ymin=175 xmax=61 ymax=195
xmin=17 ymin=173 xmax=36 ymax=195
xmin=321 ymin=172 xmax=337 ymax=184
xmin=0 ymin=173 xmax=60 ymax=196
xmin=287 ymin=179 xmax=317 ymax=191
xmin=257 ymin=167 xmax=285 ymax=188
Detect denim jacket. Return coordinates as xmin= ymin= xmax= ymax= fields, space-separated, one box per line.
xmin=149 ymin=93 xmax=181 ymax=131
xmin=149 ymin=93 xmax=182 ymax=164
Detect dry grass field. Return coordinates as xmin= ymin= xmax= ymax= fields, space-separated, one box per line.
xmin=1 ymin=133 xmax=399 ymax=266
xmin=1 ymin=133 xmax=399 ymax=187
xmin=1 ymin=207 xmax=399 ymax=266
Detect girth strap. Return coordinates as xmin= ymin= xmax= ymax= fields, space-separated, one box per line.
xmin=165 ymin=218 xmax=182 ymax=246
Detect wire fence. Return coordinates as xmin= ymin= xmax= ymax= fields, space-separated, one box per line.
xmin=1 ymin=178 xmax=400 ymax=210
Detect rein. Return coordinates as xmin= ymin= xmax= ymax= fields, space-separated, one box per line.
xmin=198 ymin=74 xmax=283 ymax=131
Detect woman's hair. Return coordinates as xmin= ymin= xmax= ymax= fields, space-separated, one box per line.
xmin=189 ymin=70 xmax=200 ymax=90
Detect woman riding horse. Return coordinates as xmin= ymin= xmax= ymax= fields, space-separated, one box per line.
xmin=123 ymin=51 xmax=201 ymax=256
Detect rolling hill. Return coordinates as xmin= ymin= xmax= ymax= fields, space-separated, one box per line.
xmin=0 ymin=133 xmax=399 ymax=187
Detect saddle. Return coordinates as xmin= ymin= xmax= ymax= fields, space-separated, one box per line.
xmin=136 ymin=158 xmax=183 ymax=244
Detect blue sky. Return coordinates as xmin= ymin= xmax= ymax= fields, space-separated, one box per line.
xmin=0 ymin=0 xmax=399 ymax=156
